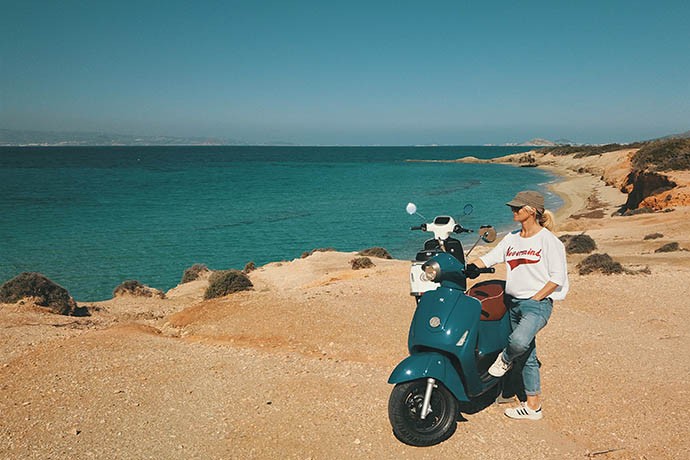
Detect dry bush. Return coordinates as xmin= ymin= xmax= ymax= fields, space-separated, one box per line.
xmin=301 ymin=248 xmax=336 ymax=258
xmin=577 ymin=253 xmax=650 ymax=275
xmin=622 ymin=207 xmax=654 ymax=216
xmin=204 ymin=270 xmax=253 ymax=299
xmin=0 ymin=272 xmax=81 ymax=315
xmin=559 ymin=234 xmax=597 ymax=254
xmin=357 ymin=247 xmax=392 ymax=259
xmin=350 ymin=257 xmax=375 ymax=270
xmin=643 ymin=233 xmax=664 ymax=240
xmin=655 ymin=242 xmax=685 ymax=253
xmin=577 ymin=253 xmax=625 ymax=275
xmin=181 ymin=264 xmax=209 ymax=284
xmin=243 ymin=261 xmax=256 ymax=273
xmin=113 ymin=280 xmax=165 ymax=299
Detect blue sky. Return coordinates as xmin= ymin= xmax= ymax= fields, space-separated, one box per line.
xmin=1 ymin=0 xmax=689 ymax=145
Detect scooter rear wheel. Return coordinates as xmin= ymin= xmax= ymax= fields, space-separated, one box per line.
xmin=388 ymin=379 xmax=459 ymax=446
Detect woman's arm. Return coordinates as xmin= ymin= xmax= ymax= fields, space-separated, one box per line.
xmin=531 ymin=281 xmax=559 ymax=301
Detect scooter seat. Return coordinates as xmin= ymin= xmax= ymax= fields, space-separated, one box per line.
xmin=467 ymin=280 xmax=508 ymax=321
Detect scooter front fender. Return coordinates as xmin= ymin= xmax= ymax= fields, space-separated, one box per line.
xmin=388 ymin=352 xmax=468 ymax=402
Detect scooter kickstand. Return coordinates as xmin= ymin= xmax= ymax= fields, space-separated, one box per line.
xmin=420 ymin=378 xmax=437 ymax=420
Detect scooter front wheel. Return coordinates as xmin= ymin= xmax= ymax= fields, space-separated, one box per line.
xmin=388 ymin=379 xmax=459 ymax=446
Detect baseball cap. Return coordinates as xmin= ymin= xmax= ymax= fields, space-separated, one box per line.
xmin=506 ymin=190 xmax=545 ymax=213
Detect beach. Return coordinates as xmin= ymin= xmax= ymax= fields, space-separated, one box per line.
xmin=2 ymin=149 xmax=690 ymax=459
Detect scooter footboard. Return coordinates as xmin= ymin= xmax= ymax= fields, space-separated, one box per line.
xmin=388 ymin=352 xmax=469 ymax=402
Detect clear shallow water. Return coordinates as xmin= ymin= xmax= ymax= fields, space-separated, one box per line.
xmin=0 ymin=146 xmax=561 ymax=300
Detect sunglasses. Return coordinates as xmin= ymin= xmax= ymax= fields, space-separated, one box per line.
xmin=510 ymin=205 xmax=524 ymax=212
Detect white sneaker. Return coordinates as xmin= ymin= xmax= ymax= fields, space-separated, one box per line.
xmin=504 ymin=402 xmax=543 ymax=420
xmin=488 ymin=353 xmax=511 ymax=377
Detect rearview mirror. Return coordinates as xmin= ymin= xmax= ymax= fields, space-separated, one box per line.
xmin=480 ymin=226 xmax=497 ymax=243
xmin=463 ymin=204 xmax=473 ymax=216
xmin=406 ymin=202 xmax=417 ymax=215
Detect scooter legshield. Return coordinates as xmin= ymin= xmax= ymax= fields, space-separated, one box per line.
xmin=388 ymin=352 xmax=468 ymax=402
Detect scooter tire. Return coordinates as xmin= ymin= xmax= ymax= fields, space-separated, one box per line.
xmin=388 ymin=379 xmax=459 ymax=447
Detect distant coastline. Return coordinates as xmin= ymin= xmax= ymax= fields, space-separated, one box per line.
xmin=0 ymin=128 xmax=573 ymax=148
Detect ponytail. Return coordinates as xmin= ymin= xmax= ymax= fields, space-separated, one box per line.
xmin=539 ymin=209 xmax=556 ymax=231
xmin=524 ymin=205 xmax=556 ymax=231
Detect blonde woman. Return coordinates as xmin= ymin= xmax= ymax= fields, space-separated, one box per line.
xmin=467 ymin=190 xmax=568 ymax=420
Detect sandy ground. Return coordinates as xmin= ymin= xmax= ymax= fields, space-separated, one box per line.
xmin=2 ymin=151 xmax=690 ymax=459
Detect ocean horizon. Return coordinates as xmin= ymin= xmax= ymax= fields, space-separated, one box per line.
xmin=0 ymin=145 xmax=562 ymax=301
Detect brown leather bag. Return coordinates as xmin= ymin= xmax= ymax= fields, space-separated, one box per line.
xmin=467 ymin=280 xmax=508 ymax=321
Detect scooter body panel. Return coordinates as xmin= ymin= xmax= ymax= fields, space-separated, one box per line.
xmin=476 ymin=318 xmax=511 ymax=357
xmin=408 ymin=287 xmax=480 ymax=356
xmin=405 ymin=280 xmax=511 ymax=398
xmin=387 ymin=352 xmax=469 ymax=402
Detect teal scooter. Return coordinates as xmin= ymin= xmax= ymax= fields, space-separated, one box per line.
xmin=388 ymin=204 xmax=509 ymax=446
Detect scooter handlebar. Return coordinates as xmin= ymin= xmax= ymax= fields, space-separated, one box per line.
xmin=463 ymin=264 xmax=495 ymax=279
xmin=410 ymin=224 xmax=427 ymax=231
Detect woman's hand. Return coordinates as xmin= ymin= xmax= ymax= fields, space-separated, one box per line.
xmin=467 ymin=258 xmax=487 ymax=269
xmin=530 ymin=281 xmax=559 ymax=301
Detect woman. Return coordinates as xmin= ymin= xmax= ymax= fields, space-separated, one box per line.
xmin=468 ymin=190 xmax=568 ymax=420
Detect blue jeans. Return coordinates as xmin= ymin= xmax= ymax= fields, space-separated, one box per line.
xmin=501 ymin=297 xmax=553 ymax=396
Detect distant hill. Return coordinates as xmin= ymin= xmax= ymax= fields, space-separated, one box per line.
xmin=658 ymin=130 xmax=690 ymax=140
xmin=554 ymin=138 xmax=577 ymax=145
xmin=502 ymin=138 xmax=581 ymax=147
xmin=0 ymin=129 xmax=246 ymax=146
xmin=522 ymin=138 xmax=556 ymax=146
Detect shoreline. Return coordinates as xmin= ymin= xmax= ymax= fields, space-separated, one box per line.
xmin=448 ymin=149 xmax=636 ymax=231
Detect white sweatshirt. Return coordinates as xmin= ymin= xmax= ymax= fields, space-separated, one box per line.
xmin=479 ymin=228 xmax=569 ymax=301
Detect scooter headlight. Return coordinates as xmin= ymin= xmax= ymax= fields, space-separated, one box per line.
xmin=423 ymin=260 xmax=441 ymax=282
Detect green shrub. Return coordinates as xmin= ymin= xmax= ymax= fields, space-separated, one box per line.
xmin=113 ymin=280 xmax=165 ymax=298
xmin=541 ymin=143 xmax=646 ymax=157
xmin=350 ymin=257 xmax=375 ymax=270
xmin=357 ymin=247 xmax=392 ymax=259
xmin=181 ymin=264 xmax=209 ymax=284
xmin=632 ymin=138 xmax=690 ymax=171
xmin=576 ymin=253 xmax=624 ymax=275
xmin=204 ymin=270 xmax=253 ymax=299
xmin=559 ymin=234 xmax=597 ymax=254
xmin=0 ymin=272 xmax=80 ymax=315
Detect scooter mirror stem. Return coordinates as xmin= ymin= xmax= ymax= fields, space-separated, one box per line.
xmin=465 ymin=233 xmax=486 ymax=258
xmin=464 ymin=227 xmax=496 ymax=257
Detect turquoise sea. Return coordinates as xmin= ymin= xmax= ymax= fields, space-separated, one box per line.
xmin=0 ymin=146 xmax=561 ymax=301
